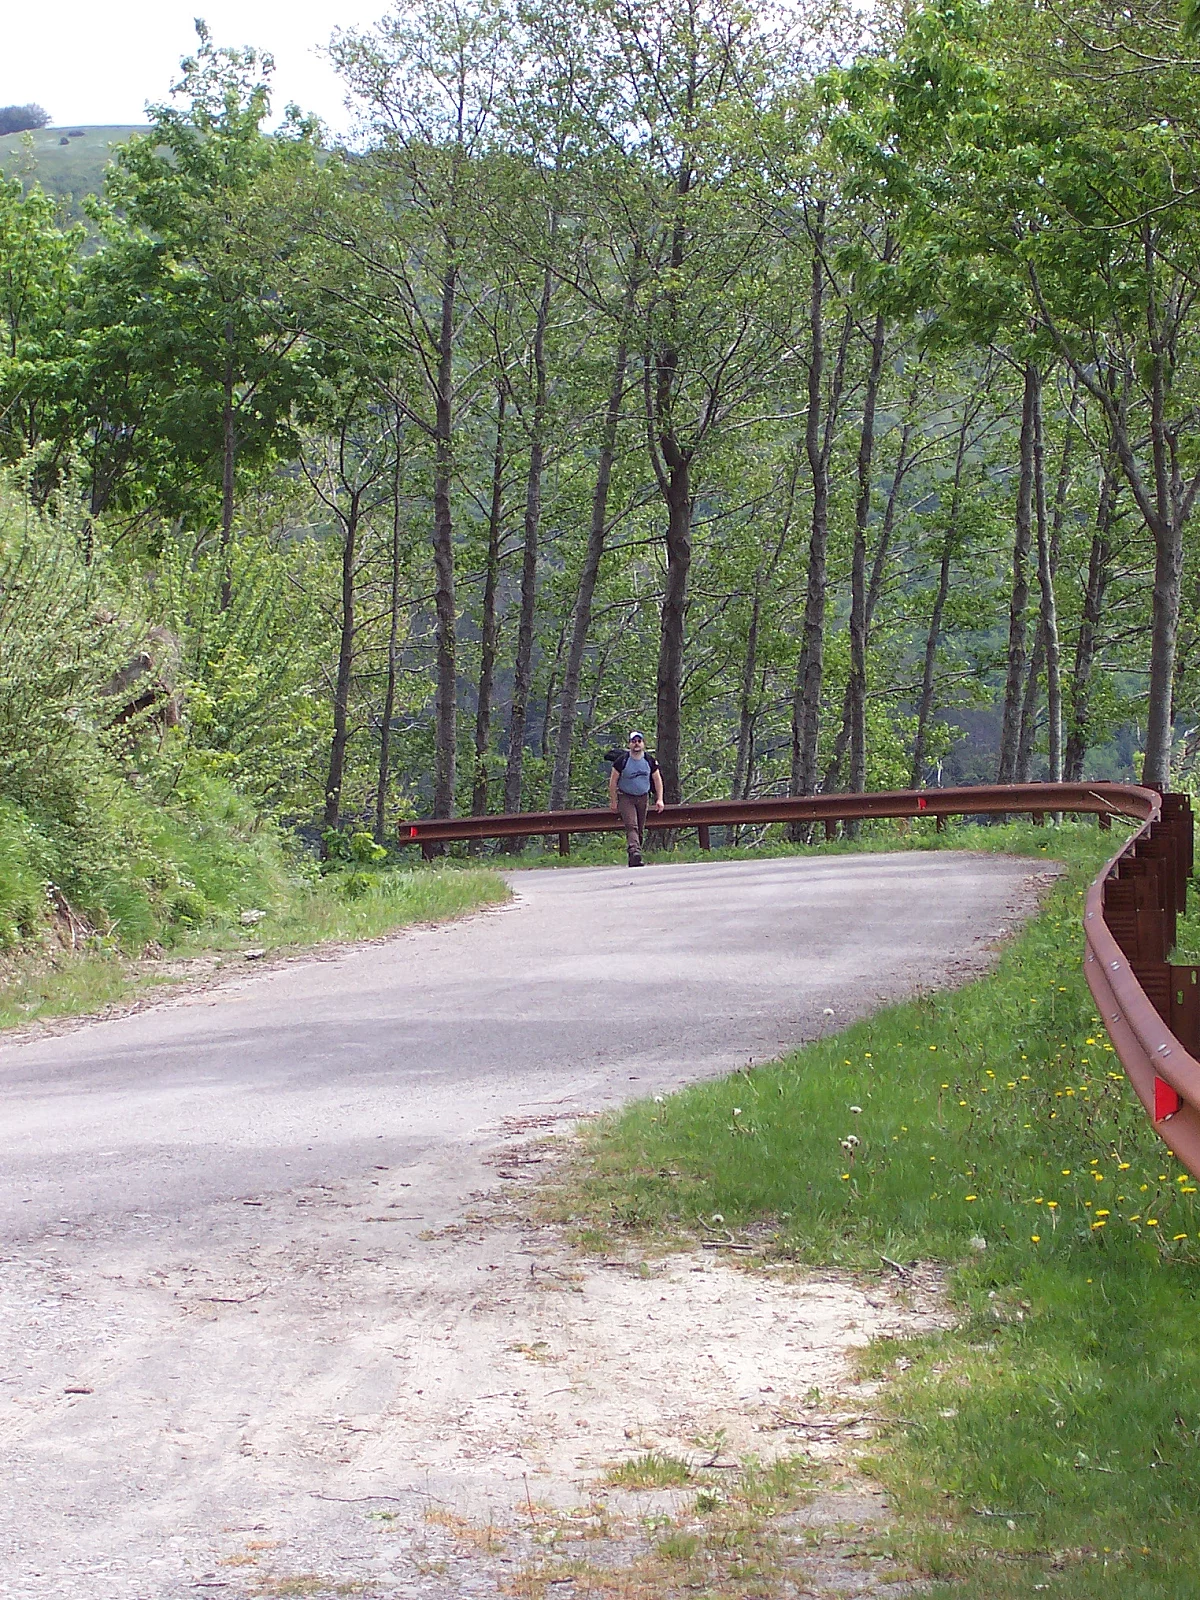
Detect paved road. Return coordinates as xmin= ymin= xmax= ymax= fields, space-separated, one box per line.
xmin=0 ymin=852 xmax=1040 ymax=1596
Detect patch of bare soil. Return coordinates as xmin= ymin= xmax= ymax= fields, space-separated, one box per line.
xmin=1 ymin=1128 xmax=946 ymax=1598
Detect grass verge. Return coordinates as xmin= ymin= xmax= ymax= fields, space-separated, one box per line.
xmin=542 ymin=819 xmax=1200 ymax=1598
xmin=0 ymin=865 xmax=508 ymax=1032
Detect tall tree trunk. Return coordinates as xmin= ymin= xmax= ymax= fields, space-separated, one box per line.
xmin=505 ymin=253 xmax=555 ymax=821
xmin=472 ymin=388 xmax=507 ymax=818
xmin=655 ymin=461 xmax=692 ymax=806
xmin=1064 ymin=462 xmax=1116 ymax=781
xmin=826 ymin=412 xmax=916 ymax=793
xmin=1144 ymin=324 xmax=1181 ymax=790
xmin=323 ymin=495 xmax=360 ymax=842
xmin=1015 ymin=622 xmax=1046 ymax=784
xmin=219 ymin=330 xmax=236 ymax=613
xmin=732 ymin=578 xmax=762 ymax=801
xmin=1033 ymin=370 xmax=1063 ymax=783
xmin=431 ymin=265 xmax=458 ymax=820
xmin=1016 ymin=373 xmax=1067 ymax=785
xmin=996 ymin=361 xmax=1037 ymax=783
xmin=848 ymin=307 xmax=887 ymax=808
xmin=375 ymin=430 xmax=405 ymax=844
xmin=549 ymin=294 xmax=634 ymax=810
xmin=911 ymin=407 xmax=971 ymax=787
xmin=791 ymin=203 xmax=831 ymax=813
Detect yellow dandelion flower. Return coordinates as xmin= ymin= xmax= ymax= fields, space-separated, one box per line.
xmin=1031 ymin=1234 xmax=1041 ymax=1242
xmin=965 ymin=1195 xmax=978 ymax=1202
xmin=1147 ymin=1219 xmax=1160 ymax=1227
xmin=1174 ymin=1234 xmax=1188 ymax=1241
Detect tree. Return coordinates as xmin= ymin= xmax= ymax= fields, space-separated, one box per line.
xmin=0 ymin=105 xmax=50 ymax=136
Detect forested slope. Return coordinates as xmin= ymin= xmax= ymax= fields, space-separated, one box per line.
xmin=2 ymin=0 xmax=1197 ymax=947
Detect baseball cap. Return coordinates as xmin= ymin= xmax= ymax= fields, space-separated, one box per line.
xmin=628 ymin=730 xmax=645 ymax=742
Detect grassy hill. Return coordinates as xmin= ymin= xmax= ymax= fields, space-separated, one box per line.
xmin=0 ymin=126 xmax=148 ymax=216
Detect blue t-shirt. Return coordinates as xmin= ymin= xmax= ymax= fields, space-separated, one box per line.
xmin=615 ymin=753 xmax=653 ymax=796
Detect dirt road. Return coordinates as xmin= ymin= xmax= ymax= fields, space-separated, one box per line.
xmin=0 ymin=852 xmax=1042 ymax=1597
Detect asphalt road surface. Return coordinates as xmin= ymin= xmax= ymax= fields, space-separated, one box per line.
xmin=0 ymin=851 xmax=1043 ymax=1597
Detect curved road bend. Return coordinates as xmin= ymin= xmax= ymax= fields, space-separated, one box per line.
xmin=0 ymin=851 xmax=1041 ymax=1593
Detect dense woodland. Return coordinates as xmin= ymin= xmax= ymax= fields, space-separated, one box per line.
xmin=3 ymin=0 xmax=1200 ymax=937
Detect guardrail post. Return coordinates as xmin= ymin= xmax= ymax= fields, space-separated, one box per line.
xmin=698 ymin=825 xmax=711 ymax=851
xmin=1099 ymin=812 xmax=1112 ymax=830
xmin=935 ymin=813 xmax=947 ymax=834
xmin=558 ymin=832 xmax=570 ymax=857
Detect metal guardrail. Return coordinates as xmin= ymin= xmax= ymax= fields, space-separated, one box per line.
xmin=400 ymin=781 xmax=1200 ymax=1178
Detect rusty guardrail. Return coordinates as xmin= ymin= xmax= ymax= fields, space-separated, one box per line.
xmin=400 ymin=780 xmax=1200 ymax=1177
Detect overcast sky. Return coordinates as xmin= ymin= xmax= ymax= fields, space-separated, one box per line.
xmin=2 ymin=2 xmax=388 ymax=135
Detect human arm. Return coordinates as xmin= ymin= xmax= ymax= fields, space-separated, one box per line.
xmin=609 ymin=765 xmax=620 ymax=810
xmin=652 ymin=766 xmax=664 ymax=813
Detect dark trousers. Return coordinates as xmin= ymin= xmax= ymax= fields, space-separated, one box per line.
xmin=616 ymin=791 xmax=648 ymax=861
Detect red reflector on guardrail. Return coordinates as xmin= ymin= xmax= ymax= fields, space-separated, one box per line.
xmin=1155 ymin=1076 xmax=1182 ymax=1122
xmin=409 ymin=825 xmax=419 ymax=838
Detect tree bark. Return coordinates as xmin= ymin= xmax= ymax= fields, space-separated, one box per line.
xmin=472 ymin=388 xmax=507 ymax=819
xmin=1033 ymin=369 xmax=1063 ymax=782
xmin=848 ymin=307 xmax=887 ymax=805
xmin=431 ymin=264 xmax=458 ymax=820
xmin=996 ymin=361 xmax=1037 ymax=783
xmin=732 ymin=578 xmax=762 ymax=802
xmin=504 ymin=252 xmax=555 ymax=821
xmin=790 ymin=204 xmax=832 ymax=813
xmin=826 ymin=411 xmax=916 ymax=794
xmin=549 ymin=295 xmax=634 ymax=810
xmin=375 ymin=428 xmax=405 ymax=844
xmin=911 ymin=406 xmax=971 ymax=787
xmin=1064 ymin=462 xmax=1116 ymax=782
xmin=655 ymin=460 xmax=692 ymax=806
xmin=323 ymin=492 xmax=361 ymax=841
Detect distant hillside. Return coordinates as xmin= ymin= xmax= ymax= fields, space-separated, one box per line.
xmin=0 ymin=126 xmax=148 ymax=216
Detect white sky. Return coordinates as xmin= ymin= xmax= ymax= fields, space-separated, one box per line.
xmin=2 ymin=2 xmax=388 ymax=135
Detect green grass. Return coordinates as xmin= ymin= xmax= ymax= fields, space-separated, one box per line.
xmin=0 ymin=864 xmax=507 ymax=1032
xmin=547 ymin=818 xmax=1200 ymax=1596
xmin=604 ymin=1451 xmax=694 ymax=1489
xmin=0 ymin=126 xmax=147 ymax=216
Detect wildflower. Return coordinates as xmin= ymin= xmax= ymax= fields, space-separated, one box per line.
xmin=965 ymin=1195 xmax=978 ymax=1202
xmin=732 ymin=1107 xmax=742 ymax=1116
xmin=1095 ymin=1210 xmax=1110 ymax=1217
xmin=930 ymin=1045 xmax=937 ymax=1051
xmin=1091 ymin=1220 xmax=1106 ymax=1230
xmin=653 ymin=1095 xmax=665 ymax=1104
xmin=711 ymin=1213 xmax=725 ymax=1223
xmin=1118 ymin=1162 xmax=1131 ymax=1171
xmin=1129 ymin=1215 xmax=1141 ymax=1222
xmin=1031 ymin=1234 xmax=1041 ymax=1242
xmin=1147 ymin=1219 xmax=1160 ymax=1227
xmin=849 ymin=1105 xmax=862 ymax=1114
xmin=840 ymin=1173 xmax=850 ymax=1181
xmin=1062 ymin=1169 xmax=1072 ymax=1176
xmin=1175 ymin=1234 xmax=1189 ymax=1241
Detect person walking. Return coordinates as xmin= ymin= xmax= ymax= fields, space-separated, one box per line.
xmin=608 ymin=731 xmax=664 ymax=867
